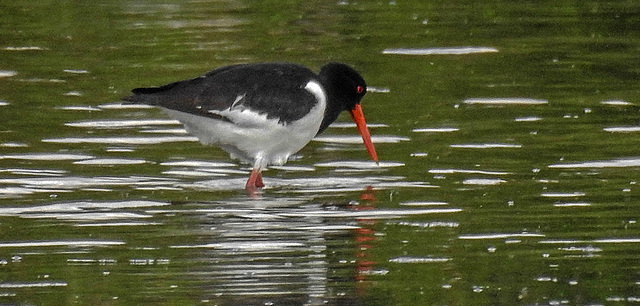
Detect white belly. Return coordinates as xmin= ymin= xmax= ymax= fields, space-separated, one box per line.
xmin=161 ymin=80 xmax=327 ymax=170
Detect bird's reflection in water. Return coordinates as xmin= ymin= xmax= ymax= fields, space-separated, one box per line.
xmin=353 ymin=186 xmax=378 ymax=297
xmin=174 ymin=187 xmax=380 ymax=305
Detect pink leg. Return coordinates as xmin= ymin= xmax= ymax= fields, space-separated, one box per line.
xmin=255 ymin=172 xmax=265 ymax=188
xmin=245 ymin=168 xmax=264 ymax=191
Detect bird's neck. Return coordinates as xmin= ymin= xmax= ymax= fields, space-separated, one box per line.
xmin=316 ymin=80 xmax=345 ymax=135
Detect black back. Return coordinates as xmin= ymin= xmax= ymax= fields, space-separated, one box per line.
xmin=122 ymin=63 xmax=320 ymax=124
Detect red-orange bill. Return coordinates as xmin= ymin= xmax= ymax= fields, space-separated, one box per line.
xmin=349 ymin=104 xmax=379 ymax=163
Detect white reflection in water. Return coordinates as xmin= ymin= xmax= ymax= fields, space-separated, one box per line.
xmin=388 ymin=256 xmax=451 ymax=263
xmin=66 ymin=258 xmax=118 ymax=265
xmin=65 ymin=119 xmax=179 ymax=128
xmin=63 ymin=91 xmax=82 ymax=96
xmin=0 ymin=153 xmax=94 ymax=161
xmin=540 ymin=192 xmax=586 ymax=197
xmin=458 ymin=233 xmax=545 ymax=240
xmin=382 ymin=47 xmax=498 ymax=55
xmin=313 ymin=135 xmax=410 ymax=144
xmin=105 ymin=147 xmax=135 ymax=153
xmin=514 ymin=116 xmax=543 ymax=122
xmin=57 ymin=105 xmax=102 ymax=111
xmin=76 ymin=222 xmax=161 ymax=227
xmin=0 ymin=169 xmax=67 ymax=176
xmin=463 ymin=98 xmax=548 ymax=105
xmin=450 ymin=143 xmax=522 ymax=149
xmin=161 ymin=170 xmax=228 ymax=177
xmin=97 ymin=103 xmax=154 ymax=109
xmin=539 ymin=238 xmax=640 ymax=244
xmin=366 ymin=86 xmax=390 ymax=93
xmin=167 ymin=167 xmax=247 ymax=176
xmin=269 ymin=165 xmax=316 ymax=172
xmin=559 ymin=246 xmax=602 ymax=252
xmin=4 ymin=46 xmax=46 ymax=51
xmin=429 ymin=169 xmax=510 ymax=175
xmin=42 ymin=136 xmax=198 ymax=144
xmin=172 ymin=241 xmax=306 ymax=250
xmin=63 ymin=69 xmax=89 ymax=74
xmin=160 ymin=160 xmax=237 ymax=168
xmin=0 ymin=70 xmax=18 ymax=78
xmin=0 ymin=200 xmax=168 ymax=222
xmin=140 ymin=128 xmax=188 ymax=134
xmin=601 ymin=99 xmax=633 ymax=106
xmin=0 ymin=282 xmax=68 ymax=288
xmin=604 ymin=126 xmax=640 ymax=132
xmin=18 ymin=77 xmax=65 ymax=83
xmin=550 ymin=157 xmax=640 ymax=169
xmin=399 ymin=201 xmax=448 ymax=206
xmin=553 ymin=202 xmax=591 ymax=207
xmin=412 ymin=127 xmax=459 ymax=133
xmin=16 ymin=212 xmax=151 ymax=221
xmin=387 ymin=220 xmax=459 ymax=228
xmin=328 ymin=122 xmax=388 ymax=128
xmin=180 ymin=176 xmax=433 ymax=192
xmin=0 ymin=240 xmax=125 ymax=248
xmin=280 ymin=208 xmax=461 ymax=218
xmin=0 ymin=142 xmax=27 ymax=147
xmin=315 ymin=160 xmax=403 ymax=169
xmin=0 ymin=200 xmax=167 ymax=215
xmin=462 ymin=178 xmax=506 ymax=185
xmin=0 ymin=187 xmax=70 ymax=197
xmin=0 ymin=176 xmax=178 ymax=195
xmin=73 ymin=158 xmax=148 ymax=165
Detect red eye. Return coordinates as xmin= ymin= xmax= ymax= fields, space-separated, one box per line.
xmin=356 ymin=86 xmax=365 ymax=94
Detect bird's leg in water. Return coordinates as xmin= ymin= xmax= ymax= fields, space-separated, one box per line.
xmin=255 ymin=172 xmax=264 ymax=188
xmin=246 ymin=168 xmax=264 ymax=191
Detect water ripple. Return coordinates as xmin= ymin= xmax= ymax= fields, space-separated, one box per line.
xmin=463 ymin=98 xmax=548 ymax=105
xmin=388 ymin=256 xmax=451 ymax=263
xmin=315 ymin=160 xmax=403 ymax=169
xmin=382 ymin=47 xmax=498 ymax=55
xmin=603 ymin=126 xmax=640 ymax=133
xmin=66 ymin=119 xmax=179 ymax=128
xmin=601 ymin=100 xmax=633 ymax=106
xmin=0 ymin=240 xmax=125 ymax=248
xmin=73 ymin=158 xmax=148 ymax=165
xmin=412 ymin=127 xmax=459 ymax=133
xmin=429 ymin=169 xmax=510 ymax=175
xmin=42 ymin=136 xmax=198 ymax=144
xmin=462 ymin=178 xmax=507 ymax=185
xmin=0 ymin=282 xmax=68 ymax=288
xmin=313 ymin=135 xmax=410 ymax=144
xmin=540 ymin=192 xmax=586 ymax=198
xmin=549 ymin=157 xmax=640 ymax=168
xmin=458 ymin=233 xmax=545 ymax=240
xmin=0 ymin=153 xmax=94 ymax=161
xmin=0 ymin=70 xmax=17 ymax=78
xmin=450 ymin=143 xmax=522 ymax=149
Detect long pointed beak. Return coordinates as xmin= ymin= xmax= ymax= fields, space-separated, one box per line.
xmin=349 ymin=104 xmax=379 ymax=163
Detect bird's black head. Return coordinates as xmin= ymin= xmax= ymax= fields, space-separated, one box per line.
xmin=316 ymin=63 xmax=368 ymax=135
xmin=319 ymin=62 xmax=367 ymax=111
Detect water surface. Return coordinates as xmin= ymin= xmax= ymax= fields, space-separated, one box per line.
xmin=2 ymin=0 xmax=640 ymax=304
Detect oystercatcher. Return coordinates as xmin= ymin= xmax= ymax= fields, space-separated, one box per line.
xmin=123 ymin=62 xmax=378 ymax=191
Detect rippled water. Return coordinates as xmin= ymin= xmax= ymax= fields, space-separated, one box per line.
xmin=2 ymin=0 xmax=640 ymax=304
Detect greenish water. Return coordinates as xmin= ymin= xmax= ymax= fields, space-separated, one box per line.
xmin=2 ymin=0 xmax=640 ymax=304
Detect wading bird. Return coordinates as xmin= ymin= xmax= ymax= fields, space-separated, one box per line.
xmin=123 ymin=62 xmax=378 ymax=192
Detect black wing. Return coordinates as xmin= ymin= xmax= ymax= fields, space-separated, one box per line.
xmin=122 ymin=63 xmax=321 ymax=124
